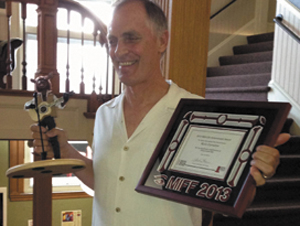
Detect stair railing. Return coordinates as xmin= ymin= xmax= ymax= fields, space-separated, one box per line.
xmin=0 ymin=0 xmax=118 ymax=115
xmin=210 ymin=0 xmax=236 ymax=19
xmin=273 ymin=14 xmax=300 ymax=44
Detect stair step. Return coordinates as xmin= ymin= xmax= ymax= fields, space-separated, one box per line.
xmin=247 ymin=201 xmax=300 ymax=215
xmin=205 ymin=86 xmax=270 ymax=93
xmin=205 ymin=30 xmax=300 ymax=225
xmin=205 ymin=86 xmax=270 ymax=101
xmin=253 ymin=178 xmax=300 ymax=204
xmin=206 ymin=73 xmax=270 ymax=88
xmin=247 ymin=32 xmax=274 ymax=44
xmin=281 ymin=118 xmax=294 ymax=133
xmin=268 ymin=176 xmax=300 ymax=183
xmin=277 ymin=135 xmax=300 ymax=154
xmin=233 ymin=41 xmax=274 ymax=55
xmin=207 ymin=62 xmax=272 ymax=77
xmin=213 ymin=202 xmax=300 ymax=226
xmin=276 ymin=155 xmax=300 ymax=176
xmin=219 ymin=51 xmax=273 ymax=65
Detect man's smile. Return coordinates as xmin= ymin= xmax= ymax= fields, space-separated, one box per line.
xmin=119 ymin=60 xmax=138 ymax=67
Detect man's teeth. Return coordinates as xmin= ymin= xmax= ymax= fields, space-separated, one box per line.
xmin=119 ymin=61 xmax=135 ymax=66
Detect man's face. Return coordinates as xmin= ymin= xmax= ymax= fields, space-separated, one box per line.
xmin=107 ymin=1 xmax=166 ymax=87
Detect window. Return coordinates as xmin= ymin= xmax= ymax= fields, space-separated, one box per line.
xmin=9 ymin=0 xmax=113 ymax=201
xmin=24 ymin=0 xmax=115 ymax=94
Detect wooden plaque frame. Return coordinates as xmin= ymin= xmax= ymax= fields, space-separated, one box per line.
xmin=136 ymin=99 xmax=291 ymax=218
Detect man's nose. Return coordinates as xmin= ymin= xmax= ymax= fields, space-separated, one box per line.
xmin=115 ymin=41 xmax=128 ymax=57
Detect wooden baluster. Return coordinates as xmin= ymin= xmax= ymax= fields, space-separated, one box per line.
xmin=87 ymin=28 xmax=101 ymax=113
xmin=111 ymin=60 xmax=115 ymax=99
xmin=80 ymin=16 xmax=85 ymax=94
xmin=115 ymin=67 xmax=121 ymax=95
xmin=105 ymin=47 xmax=109 ymax=96
xmin=5 ymin=0 xmax=12 ymax=89
xmin=98 ymin=81 xmax=104 ymax=105
xmin=65 ymin=9 xmax=70 ymax=92
xmin=21 ymin=2 xmax=27 ymax=90
xmin=117 ymin=77 xmax=121 ymax=95
xmin=98 ymin=53 xmax=103 ymax=100
xmin=92 ymin=29 xmax=97 ymax=95
xmin=98 ymin=47 xmax=104 ymax=105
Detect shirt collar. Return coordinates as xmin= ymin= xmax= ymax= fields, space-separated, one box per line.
xmin=105 ymin=80 xmax=176 ymax=109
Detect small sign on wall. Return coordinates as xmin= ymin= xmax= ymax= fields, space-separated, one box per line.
xmin=0 ymin=187 xmax=7 ymax=226
xmin=61 ymin=210 xmax=82 ymax=226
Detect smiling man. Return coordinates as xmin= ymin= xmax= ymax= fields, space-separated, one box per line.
xmin=107 ymin=0 xmax=171 ymax=138
xmin=30 ymin=0 xmax=289 ymax=225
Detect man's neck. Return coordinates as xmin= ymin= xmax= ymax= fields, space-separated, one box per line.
xmin=124 ymin=79 xmax=169 ymax=109
xmin=123 ymin=78 xmax=170 ymax=138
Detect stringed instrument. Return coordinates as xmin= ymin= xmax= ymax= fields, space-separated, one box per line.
xmin=27 ymin=96 xmax=64 ymax=122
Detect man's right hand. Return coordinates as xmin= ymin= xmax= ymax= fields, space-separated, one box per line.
xmin=30 ymin=124 xmax=71 ymax=159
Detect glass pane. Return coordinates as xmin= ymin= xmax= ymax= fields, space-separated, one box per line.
xmin=25 ymin=0 xmax=113 ymax=94
xmin=26 ymin=35 xmax=110 ymax=94
xmin=26 ymin=1 xmax=112 ymax=31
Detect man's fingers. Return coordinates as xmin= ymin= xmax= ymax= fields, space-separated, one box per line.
xmin=253 ymin=145 xmax=280 ymax=166
xmin=30 ymin=124 xmax=54 ymax=158
xmin=30 ymin=124 xmax=47 ymax=133
xmin=250 ymin=167 xmax=266 ymax=186
xmin=274 ymin=133 xmax=290 ymax=147
xmin=32 ymin=138 xmax=50 ymax=147
xmin=250 ymin=143 xmax=281 ymax=186
xmin=30 ymin=124 xmax=70 ymax=159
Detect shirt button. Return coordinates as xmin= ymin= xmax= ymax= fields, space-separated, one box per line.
xmin=123 ymin=146 xmax=129 ymax=151
xmin=116 ymin=207 xmax=121 ymax=213
xmin=119 ymin=176 xmax=125 ymax=181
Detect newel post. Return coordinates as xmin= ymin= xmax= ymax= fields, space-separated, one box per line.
xmin=33 ymin=1 xmax=59 ymax=225
xmin=35 ymin=0 xmax=59 ymax=94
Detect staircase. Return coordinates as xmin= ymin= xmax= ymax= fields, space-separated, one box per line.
xmin=206 ymin=33 xmax=300 ymax=225
xmin=206 ymin=32 xmax=274 ymax=101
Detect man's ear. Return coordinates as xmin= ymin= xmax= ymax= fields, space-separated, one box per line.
xmin=158 ymin=30 xmax=169 ymax=54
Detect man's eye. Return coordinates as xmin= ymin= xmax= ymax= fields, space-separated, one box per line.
xmin=108 ymin=40 xmax=117 ymax=46
xmin=125 ymin=36 xmax=140 ymax=42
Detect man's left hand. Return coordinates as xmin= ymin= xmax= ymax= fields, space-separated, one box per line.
xmin=250 ymin=133 xmax=290 ymax=186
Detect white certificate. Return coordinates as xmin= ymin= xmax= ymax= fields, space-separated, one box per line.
xmin=169 ymin=126 xmax=247 ymax=181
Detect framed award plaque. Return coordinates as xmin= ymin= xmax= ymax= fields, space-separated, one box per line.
xmin=135 ymin=99 xmax=291 ymax=218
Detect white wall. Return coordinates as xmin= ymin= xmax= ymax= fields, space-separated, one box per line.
xmin=208 ymin=0 xmax=276 ymax=67
xmin=269 ymin=0 xmax=300 ymax=134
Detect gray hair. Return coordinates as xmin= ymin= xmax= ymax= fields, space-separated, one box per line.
xmin=112 ymin=0 xmax=168 ymax=35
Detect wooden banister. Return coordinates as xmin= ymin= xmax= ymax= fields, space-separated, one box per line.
xmin=2 ymin=0 xmax=108 ymax=93
xmin=274 ymin=14 xmax=300 ymax=44
xmin=1 ymin=1 xmax=109 ymax=225
xmin=58 ymin=0 xmax=107 ymax=44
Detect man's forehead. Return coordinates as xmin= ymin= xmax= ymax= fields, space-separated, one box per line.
xmin=110 ymin=0 xmax=148 ymax=23
xmin=113 ymin=0 xmax=146 ymax=13
xmin=108 ymin=12 xmax=150 ymax=37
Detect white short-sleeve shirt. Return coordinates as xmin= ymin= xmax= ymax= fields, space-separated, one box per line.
xmin=92 ymin=81 xmax=204 ymax=226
